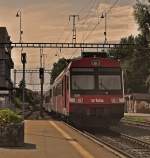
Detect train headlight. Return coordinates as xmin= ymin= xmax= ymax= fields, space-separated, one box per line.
xmin=70 ymin=98 xmax=84 ymax=103
xmin=76 ymin=98 xmax=83 ymax=103
xmin=70 ymin=98 xmax=75 ymax=103
xmin=119 ymin=98 xmax=124 ymax=103
xmin=111 ymin=98 xmax=124 ymax=103
xmin=111 ymin=98 xmax=117 ymax=103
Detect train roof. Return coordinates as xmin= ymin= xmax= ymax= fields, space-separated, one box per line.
xmin=52 ymin=52 xmax=121 ymax=86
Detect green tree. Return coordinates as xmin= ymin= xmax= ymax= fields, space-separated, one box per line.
xmin=134 ymin=1 xmax=150 ymax=42
xmin=50 ymin=58 xmax=70 ymax=84
xmin=109 ymin=1 xmax=150 ymax=93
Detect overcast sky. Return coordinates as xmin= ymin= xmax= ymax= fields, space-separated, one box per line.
xmin=0 ymin=0 xmax=140 ymax=90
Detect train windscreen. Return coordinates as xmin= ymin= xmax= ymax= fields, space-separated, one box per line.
xmin=98 ymin=75 xmax=121 ymax=90
xmin=72 ymin=75 xmax=95 ymax=90
xmin=71 ymin=67 xmax=122 ymax=94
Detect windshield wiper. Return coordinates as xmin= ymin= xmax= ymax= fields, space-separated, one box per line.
xmin=99 ymin=79 xmax=109 ymax=90
xmin=73 ymin=82 xmax=81 ymax=90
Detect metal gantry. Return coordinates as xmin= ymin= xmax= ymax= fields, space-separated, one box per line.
xmin=14 ymin=69 xmax=51 ymax=73
xmin=14 ymin=69 xmax=51 ymax=88
xmin=0 ymin=42 xmax=140 ymax=49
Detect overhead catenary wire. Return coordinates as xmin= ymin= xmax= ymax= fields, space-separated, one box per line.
xmin=54 ymin=0 xmax=120 ymax=61
xmin=82 ymin=0 xmax=120 ymax=42
xmin=79 ymin=0 xmax=98 ymax=24
xmin=70 ymin=0 xmax=120 ymax=59
xmin=78 ymin=0 xmax=100 ymax=42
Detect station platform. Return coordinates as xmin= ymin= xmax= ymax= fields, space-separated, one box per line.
xmin=125 ymin=113 xmax=150 ymax=117
xmin=124 ymin=113 xmax=150 ymax=122
xmin=0 ymin=120 xmax=119 ymax=158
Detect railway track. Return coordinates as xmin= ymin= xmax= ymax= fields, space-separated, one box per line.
xmin=94 ymin=131 xmax=150 ymax=158
xmin=63 ymin=122 xmax=150 ymax=158
xmin=121 ymin=119 xmax=150 ymax=130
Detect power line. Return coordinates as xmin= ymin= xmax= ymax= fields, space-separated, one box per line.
xmin=107 ymin=0 xmax=120 ymax=14
xmin=77 ymin=0 xmax=96 ymax=16
xmin=79 ymin=0 xmax=100 ymax=42
xmin=70 ymin=0 xmax=120 ymax=59
xmin=82 ymin=0 xmax=120 ymax=42
xmin=79 ymin=0 xmax=98 ymax=23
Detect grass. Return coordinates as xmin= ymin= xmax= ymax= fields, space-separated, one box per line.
xmin=124 ymin=116 xmax=146 ymax=123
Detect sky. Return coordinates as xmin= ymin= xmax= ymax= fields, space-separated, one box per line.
xmin=0 ymin=0 xmax=139 ymax=90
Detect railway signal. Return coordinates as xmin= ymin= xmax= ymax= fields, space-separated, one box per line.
xmin=39 ymin=67 xmax=44 ymax=80
xmin=39 ymin=67 xmax=44 ymax=117
xmin=0 ymin=42 xmax=145 ymax=49
xmin=21 ymin=52 xmax=27 ymax=119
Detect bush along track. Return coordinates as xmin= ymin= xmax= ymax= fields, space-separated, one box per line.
xmin=0 ymin=109 xmax=24 ymax=147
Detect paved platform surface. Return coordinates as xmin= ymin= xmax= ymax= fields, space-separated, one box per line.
xmin=124 ymin=113 xmax=150 ymax=122
xmin=125 ymin=113 xmax=150 ymax=117
xmin=0 ymin=120 xmax=119 ymax=158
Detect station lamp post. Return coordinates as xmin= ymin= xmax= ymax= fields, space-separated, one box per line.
xmin=16 ymin=10 xmax=23 ymax=43
xmin=16 ymin=9 xmax=26 ymax=118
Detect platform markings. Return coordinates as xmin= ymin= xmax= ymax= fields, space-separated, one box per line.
xmin=49 ymin=121 xmax=95 ymax=158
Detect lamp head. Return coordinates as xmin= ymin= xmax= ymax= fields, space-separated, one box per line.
xmin=101 ymin=13 xmax=104 ymax=18
xmin=16 ymin=12 xmax=20 ymax=17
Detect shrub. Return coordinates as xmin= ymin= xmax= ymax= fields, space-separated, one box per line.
xmin=0 ymin=109 xmax=23 ymax=126
xmin=12 ymin=97 xmax=22 ymax=109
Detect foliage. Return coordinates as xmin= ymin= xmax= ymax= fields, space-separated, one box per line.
xmin=14 ymin=88 xmax=40 ymax=111
xmin=134 ymin=1 xmax=150 ymax=40
xmin=109 ymin=1 xmax=150 ymax=93
xmin=50 ymin=58 xmax=70 ymax=84
xmin=12 ymin=97 xmax=22 ymax=109
xmin=18 ymin=79 xmax=26 ymax=90
xmin=0 ymin=109 xmax=23 ymax=126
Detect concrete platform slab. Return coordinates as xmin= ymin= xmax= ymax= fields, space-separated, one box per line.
xmin=0 ymin=120 xmax=120 ymax=158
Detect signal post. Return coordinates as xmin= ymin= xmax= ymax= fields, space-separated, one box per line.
xmin=39 ymin=67 xmax=44 ymax=117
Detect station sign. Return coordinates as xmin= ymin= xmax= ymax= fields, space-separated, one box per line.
xmin=91 ymin=60 xmax=100 ymax=66
xmin=0 ymin=90 xmax=9 ymax=95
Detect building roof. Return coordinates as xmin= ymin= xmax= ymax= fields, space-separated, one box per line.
xmin=0 ymin=27 xmax=10 ymax=42
xmin=132 ymin=93 xmax=150 ymax=101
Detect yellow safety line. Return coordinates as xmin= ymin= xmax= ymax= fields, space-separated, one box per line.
xmin=49 ymin=121 xmax=95 ymax=158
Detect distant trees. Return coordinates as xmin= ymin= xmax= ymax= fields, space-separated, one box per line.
xmin=110 ymin=1 xmax=150 ymax=93
xmin=50 ymin=58 xmax=70 ymax=84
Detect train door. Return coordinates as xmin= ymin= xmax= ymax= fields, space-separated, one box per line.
xmin=63 ymin=75 xmax=68 ymax=116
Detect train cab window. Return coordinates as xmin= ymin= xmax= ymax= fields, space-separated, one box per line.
xmin=50 ymin=89 xmax=52 ymax=98
xmin=56 ymin=82 xmax=63 ymax=96
xmin=66 ymin=76 xmax=69 ymax=90
xmin=62 ymin=81 xmax=64 ymax=95
xmin=98 ymin=75 xmax=121 ymax=90
xmin=72 ymin=75 xmax=95 ymax=90
xmin=98 ymin=68 xmax=121 ymax=74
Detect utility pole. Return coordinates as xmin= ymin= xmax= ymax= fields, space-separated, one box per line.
xmin=14 ymin=69 xmax=17 ymax=88
xmin=69 ymin=15 xmax=79 ymax=43
xmin=101 ymin=12 xmax=108 ymax=44
xmin=21 ymin=53 xmax=26 ymax=119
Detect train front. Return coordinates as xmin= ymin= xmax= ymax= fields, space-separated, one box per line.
xmin=69 ymin=52 xmax=124 ymax=128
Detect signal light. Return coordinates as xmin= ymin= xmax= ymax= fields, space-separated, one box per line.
xmin=39 ymin=68 xmax=44 ymax=79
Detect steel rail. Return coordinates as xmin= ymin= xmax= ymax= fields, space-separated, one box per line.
xmin=120 ymin=133 xmax=150 ymax=149
xmin=121 ymin=120 xmax=150 ymax=130
xmin=63 ymin=122 xmax=133 ymax=158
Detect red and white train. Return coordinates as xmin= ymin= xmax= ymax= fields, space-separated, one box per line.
xmin=44 ymin=52 xmax=125 ymax=128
